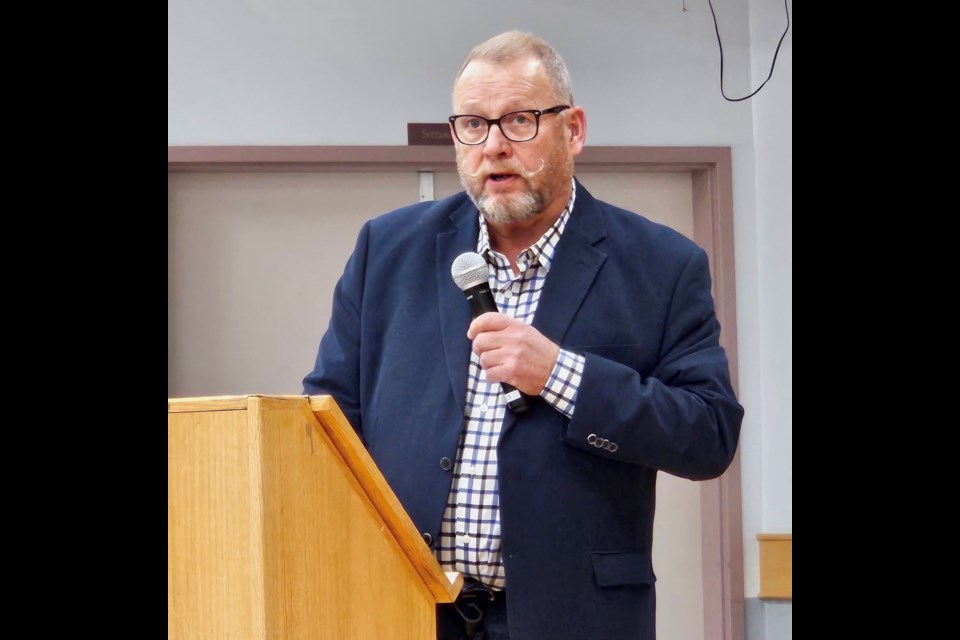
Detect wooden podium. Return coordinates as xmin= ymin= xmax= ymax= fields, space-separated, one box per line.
xmin=168 ymin=394 xmax=463 ymax=639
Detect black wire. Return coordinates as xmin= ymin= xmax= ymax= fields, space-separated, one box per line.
xmin=708 ymin=0 xmax=791 ymax=102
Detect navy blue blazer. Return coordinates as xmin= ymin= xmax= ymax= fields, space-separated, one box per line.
xmin=303 ymin=179 xmax=743 ymax=639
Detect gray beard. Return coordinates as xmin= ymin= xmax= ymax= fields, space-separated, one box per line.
xmin=457 ymin=154 xmax=549 ymax=224
xmin=474 ymin=189 xmax=544 ymax=224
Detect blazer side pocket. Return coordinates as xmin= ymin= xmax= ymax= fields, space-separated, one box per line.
xmin=592 ymin=550 xmax=657 ymax=587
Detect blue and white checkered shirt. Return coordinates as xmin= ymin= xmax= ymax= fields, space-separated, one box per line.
xmin=437 ymin=181 xmax=587 ymax=589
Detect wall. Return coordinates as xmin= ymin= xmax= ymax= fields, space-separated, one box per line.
xmin=169 ymin=1 xmax=792 ymax=636
xmin=744 ymin=0 xmax=792 ymax=637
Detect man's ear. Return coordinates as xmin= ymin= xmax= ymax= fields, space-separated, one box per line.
xmin=567 ymin=106 xmax=587 ymax=154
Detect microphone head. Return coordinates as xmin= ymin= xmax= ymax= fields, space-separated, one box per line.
xmin=451 ymin=252 xmax=488 ymax=291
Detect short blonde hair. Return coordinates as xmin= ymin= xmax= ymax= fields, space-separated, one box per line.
xmin=454 ymin=31 xmax=574 ymax=105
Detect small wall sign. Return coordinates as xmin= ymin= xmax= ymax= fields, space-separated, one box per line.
xmin=407 ymin=123 xmax=454 ymax=146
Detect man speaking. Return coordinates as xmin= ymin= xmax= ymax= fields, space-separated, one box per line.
xmin=303 ymin=30 xmax=743 ymax=640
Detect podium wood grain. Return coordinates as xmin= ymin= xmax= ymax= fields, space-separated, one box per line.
xmin=168 ymin=395 xmax=462 ymax=639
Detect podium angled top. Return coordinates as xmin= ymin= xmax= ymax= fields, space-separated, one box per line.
xmin=168 ymin=394 xmax=307 ymax=413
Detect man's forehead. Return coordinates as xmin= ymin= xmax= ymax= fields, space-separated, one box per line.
xmin=458 ymin=56 xmax=544 ymax=82
xmin=454 ymin=56 xmax=550 ymax=107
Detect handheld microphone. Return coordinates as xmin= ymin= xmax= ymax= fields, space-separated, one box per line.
xmin=451 ymin=252 xmax=529 ymax=413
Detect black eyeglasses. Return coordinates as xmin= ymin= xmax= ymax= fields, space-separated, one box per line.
xmin=448 ymin=105 xmax=571 ymax=145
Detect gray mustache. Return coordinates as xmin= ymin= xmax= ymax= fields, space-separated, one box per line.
xmin=463 ymin=158 xmax=546 ymax=179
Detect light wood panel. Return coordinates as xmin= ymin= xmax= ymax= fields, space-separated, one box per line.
xmin=757 ymin=534 xmax=792 ymax=600
xmin=168 ymin=408 xmax=266 ymax=638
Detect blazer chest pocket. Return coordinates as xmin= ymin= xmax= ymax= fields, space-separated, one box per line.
xmin=592 ymin=550 xmax=656 ymax=587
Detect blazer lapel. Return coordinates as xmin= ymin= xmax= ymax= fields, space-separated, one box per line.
xmin=532 ymin=181 xmax=608 ymax=345
xmin=436 ymin=201 xmax=481 ymax=414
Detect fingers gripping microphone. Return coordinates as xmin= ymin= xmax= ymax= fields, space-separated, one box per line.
xmin=451 ymin=252 xmax=529 ymax=413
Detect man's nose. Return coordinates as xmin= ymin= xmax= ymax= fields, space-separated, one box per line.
xmin=482 ymin=123 xmax=513 ymax=157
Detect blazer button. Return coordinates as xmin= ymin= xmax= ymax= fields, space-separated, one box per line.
xmin=422 ymin=532 xmax=433 ymax=546
xmin=440 ymin=457 xmax=453 ymax=471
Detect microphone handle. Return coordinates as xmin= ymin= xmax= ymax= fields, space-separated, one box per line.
xmin=464 ymin=284 xmax=529 ymax=413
